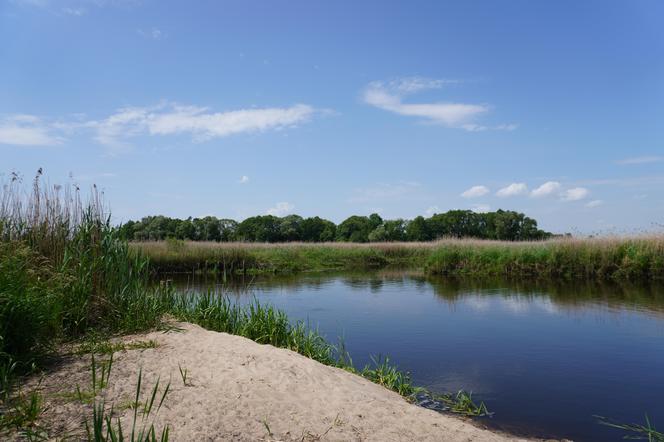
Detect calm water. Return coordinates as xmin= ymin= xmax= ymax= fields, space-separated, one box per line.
xmin=170 ymin=271 xmax=664 ymax=441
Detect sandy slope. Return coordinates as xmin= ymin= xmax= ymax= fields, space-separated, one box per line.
xmin=20 ymin=323 xmax=542 ymax=441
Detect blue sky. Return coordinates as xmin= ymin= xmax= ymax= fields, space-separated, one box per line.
xmin=1 ymin=0 xmax=662 ymax=234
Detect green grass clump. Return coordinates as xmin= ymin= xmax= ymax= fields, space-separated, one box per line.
xmin=1 ymin=173 xmax=172 ymax=420
xmin=84 ymin=361 xmax=171 ymax=442
xmin=360 ymin=355 xmax=421 ymax=397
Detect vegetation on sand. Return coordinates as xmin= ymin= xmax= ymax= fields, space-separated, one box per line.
xmin=0 ymin=172 xmax=488 ymax=438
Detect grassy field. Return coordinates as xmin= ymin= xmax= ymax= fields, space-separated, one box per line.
xmin=132 ymin=236 xmax=664 ymax=281
xmin=131 ymin=239 xmax=434 ymax=274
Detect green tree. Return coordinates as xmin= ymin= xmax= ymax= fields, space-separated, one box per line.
xmin=336 ymin=215 xmax=373 ymax=242
xmin=406 ymin=216 xmax=431 ymax=241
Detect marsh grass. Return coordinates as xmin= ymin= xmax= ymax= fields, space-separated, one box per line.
xmin=133 ymin=236 xmax=664 ymax=281
xmin=425 ymin=236 xmax=664 ymax=280
xmin=132 ymin=240 xmax=432 ymax=274
xmin=1 ymin=172 xmax=169 ymax=375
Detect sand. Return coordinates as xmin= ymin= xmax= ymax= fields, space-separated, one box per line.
xmin=17 ymin=323 xmax=544 ymax=441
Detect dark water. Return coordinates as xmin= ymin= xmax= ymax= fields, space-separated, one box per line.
xmin=168 ymin=271 xmax=664 ymax=441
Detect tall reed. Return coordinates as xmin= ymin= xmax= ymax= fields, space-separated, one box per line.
xmin=0 ymin=172 xmax=165 ymax=372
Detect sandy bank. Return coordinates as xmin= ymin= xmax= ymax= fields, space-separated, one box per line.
xmin=20 ymin=323 xmax=543 ymax=441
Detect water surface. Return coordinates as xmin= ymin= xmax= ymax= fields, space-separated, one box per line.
xmin=169 ymin=271 xmax=664 ymax=441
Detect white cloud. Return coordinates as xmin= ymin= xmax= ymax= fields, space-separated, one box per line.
xmin=531 ymin=181 xmax=561 ymax=198
xmin=493 ymin=123 xmax=519 ymax=131
xmin=62 ymin=7 xmax=85 ymax=16
xmin=461 ymin=185 xmax=489 ymax=198
xmin=561 ymin=187 xmax=589 ymax=201
xmin=266 ymin=202 xmax=294 ymax=217
xmin=238 ymin=175 xmax=249 ymax=184
xmin=88 ymin=102 xmax=316 ymax=150
xmin=585 ymin=199 xmax=603 ymax=208
xmin=363 ymin=77 xmax=510 ymax=131
xmin=138 ymin=27 xmax=164 ymax=40
xmin=1 ymin=101 xmax=318 ymax=153
xmin=0 ymin=115 xmax=62 ymax=146
xmin=496 ymin=182 xmax=528 ymax=197
xmin=349 ymin=181 xmax=421 ymax=203
xmin=616 ymin=155 xmax=663 ymax=165
xmin=471 ymin=204 xmax=491 ymax=213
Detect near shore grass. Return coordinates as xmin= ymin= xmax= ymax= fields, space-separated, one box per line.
xmin=133 ymin=236 xmax=664 ymax=281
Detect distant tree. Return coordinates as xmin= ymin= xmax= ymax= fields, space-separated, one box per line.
xmin=175 ymin=218 xmax=195 ymax=240
xmin=368 ymin=213 xmax=383 ymax=230
xmin=301 ymin=216 xmax=336 ymax=242
xmin=279 ymin=215 xmax=303 ymax=241
xmin=336 ymin=215 xmax=373 ymax=242
xmin=237 ymin=215 xmax=281 ymax=242
xmin=406 ymin=216 xmax=431 ymax=241
xmin=369 ymin=219 xmax=407 ymax=242
xmin=120 ymin=209 xmax=551 ymax=243
xmin=218 ymin=219 xmax=238 ymax=241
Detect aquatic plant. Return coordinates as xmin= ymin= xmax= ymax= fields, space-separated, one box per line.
xmin=596 ymin=415 xmax=664 ymax=441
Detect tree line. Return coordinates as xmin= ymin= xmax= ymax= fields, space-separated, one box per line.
xmin=118 ymin=209 xmax=552 ymax=242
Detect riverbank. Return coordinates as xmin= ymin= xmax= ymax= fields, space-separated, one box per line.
xmin=14 ymin=322 xmax=537 ymax=442
xmin=132 ymin=236 xmax=664 ymax=281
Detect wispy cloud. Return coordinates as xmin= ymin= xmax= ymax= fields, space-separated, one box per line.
xmin=238 ymin=175 xmax=249 ymax=184
xmin=349 ymin=181 xmax=421 ymax=203
xmin=530 ymin=181 xmax=561 ymax=198
xmin=89 ymin=102 xmax=316 ymax=151
xmin=496 ymin=182 xmax=528 ymax=197
xmin=363 ymin=77 xmax=515 ymax=131
xmin=461 ymin=185 xmax=489 ymax=198
xmin=266 ymin=202 xmax=294 ymax=216
xmin=138 ymin=27 xmax=164 ymax=40
xmin=0 ymin=115 xmax=62 ymax=146
xmin=585 ymin=199 xmax=603 ymax=208
xmin=561 ymin=187 xmax=589 ymax=201
xmin=62 ymin=7 xmax=85 ymax=16
xmin=616 ymin=155 xmax=664 ymax=165
xmin=1 ymin=101 xmax=319 ymax=152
